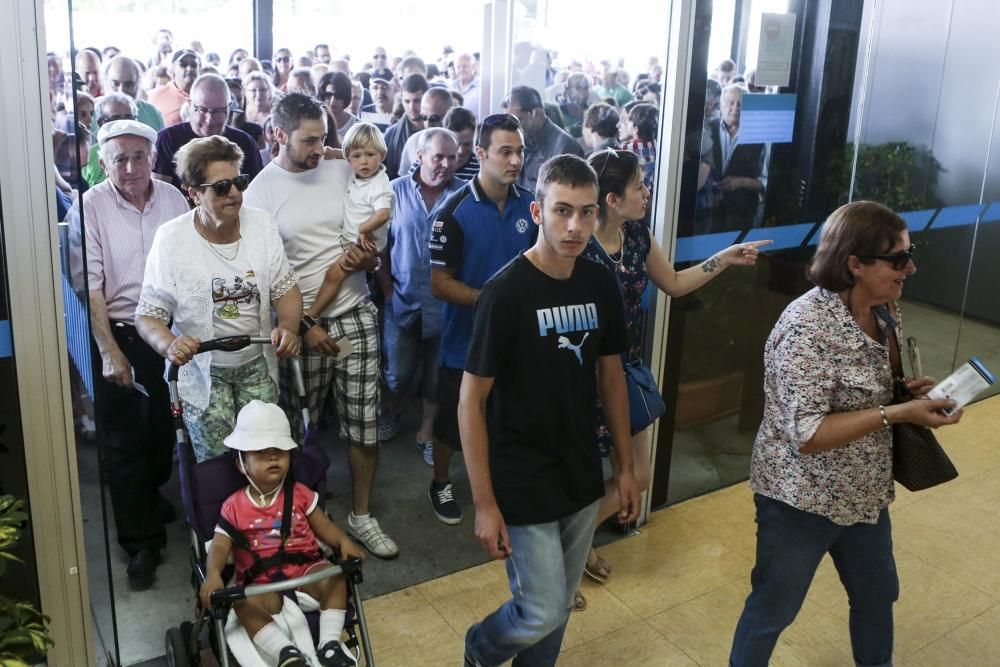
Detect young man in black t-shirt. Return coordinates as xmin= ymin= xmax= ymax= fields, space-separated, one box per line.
xmin=459 ymin=155 xmax=641 ymax=666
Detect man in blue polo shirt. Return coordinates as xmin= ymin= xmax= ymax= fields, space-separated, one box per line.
xmin=380 ymin=128 xmax=465 ymax=470
xmin=428 ymin=113 xmax=535 ymax=524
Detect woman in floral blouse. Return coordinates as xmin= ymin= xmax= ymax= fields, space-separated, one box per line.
xmin=729 ymin=201 xmax=962 ymax=666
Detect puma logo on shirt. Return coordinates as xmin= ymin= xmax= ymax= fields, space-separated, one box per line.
xmin=557 ymin=333 xmax=589 ymax=365
xmin=537 ymin=303 xmax=599 ymax=366
xmin=536 ymin=303 xmax=599 ymax=336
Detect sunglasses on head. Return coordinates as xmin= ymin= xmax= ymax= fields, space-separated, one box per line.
xmin=596 ymin=147 xmax=619 ymax=178
xmin=862 ymin=244 xmax=916 ymax=270
xmin=482 ymin=113 xmax=520 ymax=128
xmin=199 ymin=174 xmax=251 ymax=196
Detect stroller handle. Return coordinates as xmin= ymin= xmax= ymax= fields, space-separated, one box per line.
xmin=167 ymin=336 xmax=272 ymax=381
xmin=210 ymin=557 xmax=364 ymax=608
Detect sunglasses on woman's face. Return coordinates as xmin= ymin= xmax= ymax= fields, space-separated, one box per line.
xmin=863 ymin=244 xmax=916 ymax=270
xmin=199 ymin=174 xmax=251 ymax=196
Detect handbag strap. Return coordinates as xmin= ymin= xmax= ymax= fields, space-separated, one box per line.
xmin=881 ymin=305 xmax=909 ymax=400
xmin=587 ymin=233 xmax=630 ymax=366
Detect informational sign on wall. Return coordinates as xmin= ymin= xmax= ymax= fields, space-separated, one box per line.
xmin=740 ymin=93 xmax=797 ymax=144
xmin=756 ymin=12 xmax=796 ymax=87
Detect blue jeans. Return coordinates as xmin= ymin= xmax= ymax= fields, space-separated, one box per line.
xmin=465 ymin=500 xmax=600 ymax=667
xmin=382 ymin=301 xmax=440 ymax=399
xmin=730 ymin=494 xmax=899 ymax=667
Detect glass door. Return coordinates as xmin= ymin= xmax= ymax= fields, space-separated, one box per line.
xmin=42 ymin=0 xmax=117 ymax=662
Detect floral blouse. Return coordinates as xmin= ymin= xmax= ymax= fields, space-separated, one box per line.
xmin=581 ymin=219 xmax=651 ymax=455
xmin=750 ymin=287 xmax=900 ymax=526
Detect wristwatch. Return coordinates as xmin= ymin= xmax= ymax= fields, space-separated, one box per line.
xmin=372 ymin=255 xmax=383 ymax=272
xmin=299 ymin=314 xmax=319 ymax=335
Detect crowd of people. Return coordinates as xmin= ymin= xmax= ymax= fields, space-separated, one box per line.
xmin=56 ymin=31 xmax=966 ymax=667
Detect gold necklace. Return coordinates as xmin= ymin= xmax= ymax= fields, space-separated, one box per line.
xmin=197 ymin=209 xmax=241 ymax=262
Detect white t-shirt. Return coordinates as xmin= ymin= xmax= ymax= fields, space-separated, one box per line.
xmin=337 ymin=113 xmax=360 ymax=141
xmin=202 ymin=239 xmax=263 ymax=367
xmin=344 ymin=165 xmax=394 ymax=251
xmin=244 ymin=159 xmax=368 ymax=318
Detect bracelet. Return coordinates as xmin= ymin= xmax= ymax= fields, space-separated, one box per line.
xmin=878 ymin=405 xmax=890 ymax=430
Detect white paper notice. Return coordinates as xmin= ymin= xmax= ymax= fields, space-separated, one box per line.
xmin=756 ymin=13 xmax=796 ymax=87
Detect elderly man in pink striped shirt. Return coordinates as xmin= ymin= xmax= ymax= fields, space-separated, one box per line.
xmin=83 ymin=119 xmax=189 ymax=586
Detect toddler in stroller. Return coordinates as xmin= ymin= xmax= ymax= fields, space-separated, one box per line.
xmin=199 ymin=400 xmax=366 ymax=667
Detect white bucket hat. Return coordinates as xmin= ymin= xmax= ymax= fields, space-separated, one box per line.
xmin=223 ymin=400 xmax=297 ymax=452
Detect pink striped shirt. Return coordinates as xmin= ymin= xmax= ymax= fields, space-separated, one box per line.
xmin=83 ymin=179 xmax=189 ymax=321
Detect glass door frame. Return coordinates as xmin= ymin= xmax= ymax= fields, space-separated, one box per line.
xmin=637 ymin=0 xmax=698 ymax=516
xmin=0 ymin=0 xmax=95 ymax=664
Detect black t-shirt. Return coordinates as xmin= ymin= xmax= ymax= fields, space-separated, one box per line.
xmin=154 ymin=123 xmax=263 ymax=190
xmin=465 ymin=253 xmax=627 ymax=525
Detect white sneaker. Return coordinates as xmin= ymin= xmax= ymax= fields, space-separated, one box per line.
xmin=346 ymin=513 xmax=399 ymax=559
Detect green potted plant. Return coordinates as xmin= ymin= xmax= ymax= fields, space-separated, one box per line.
xmin=0 ymin=493 xmax=53 ymax=665
xmin=829 ymin=141 xmax=943 ymax=211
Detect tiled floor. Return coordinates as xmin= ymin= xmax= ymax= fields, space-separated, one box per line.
xmin=360 ymin=396 xmax=1000 ymax=666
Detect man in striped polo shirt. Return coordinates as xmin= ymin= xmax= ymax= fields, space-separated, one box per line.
xmin=83 ymin=119 xmax=190 ymax=585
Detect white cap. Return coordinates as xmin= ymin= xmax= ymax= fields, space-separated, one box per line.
xmin=97 ymin=119 xmax=158 ymax=146
xmin=223 ymin=401 xmax=298 ymax=452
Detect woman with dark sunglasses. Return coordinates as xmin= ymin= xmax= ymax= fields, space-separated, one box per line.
xmin=271 ymin=48 xmax=294 ymax=92
xmin=729 ymin=201 xmax=961 ymax=666
xmin=576 ymin=148 xmax=770 ymax=610
xmin=136 ymin=136 xmax=303 ymax=462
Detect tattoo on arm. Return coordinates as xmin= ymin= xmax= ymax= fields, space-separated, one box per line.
xmin=701 ymin=255 xmax=721 ymax=273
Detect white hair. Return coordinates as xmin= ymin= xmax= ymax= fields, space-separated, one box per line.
xmin=94 ymin=92 xmax=137 ymax=123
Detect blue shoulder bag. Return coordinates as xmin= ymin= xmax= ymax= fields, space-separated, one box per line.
xmin=589 ymin=235 xmax=666 ymax=434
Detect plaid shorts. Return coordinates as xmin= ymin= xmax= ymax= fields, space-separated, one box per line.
xmin=281 ymin=300 xmax=380 ymax=447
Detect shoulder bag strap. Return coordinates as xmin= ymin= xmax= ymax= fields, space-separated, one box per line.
xmin=588 ymin=234 xmax=628 ymax=366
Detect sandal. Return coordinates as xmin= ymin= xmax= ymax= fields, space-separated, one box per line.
xmin=584 ymin=548 xmax=612 ymax=584
xmin=572 ymin=589 xmax=587 ymax=612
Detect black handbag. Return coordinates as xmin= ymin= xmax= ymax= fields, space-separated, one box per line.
xmin=888 ymin=330 xmax=958 ymax=491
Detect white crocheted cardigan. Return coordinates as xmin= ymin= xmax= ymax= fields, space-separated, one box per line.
xmin=137 ymin=205 xmax=297 ymax=413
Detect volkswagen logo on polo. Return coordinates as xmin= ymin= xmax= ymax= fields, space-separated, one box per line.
xmin=515 ymin=218 xmax=530 ymax=233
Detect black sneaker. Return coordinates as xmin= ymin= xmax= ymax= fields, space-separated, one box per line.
xmin=277 ymin=645 xmax=308 ymax=667
xmin=429 ymin=481 xmax=462 ymax=525
xmin=317 ymin=639 xmax=358 ymax=666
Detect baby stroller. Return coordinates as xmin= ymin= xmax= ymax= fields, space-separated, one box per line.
xmin=162 ymin=336 xmax=376 ymax=666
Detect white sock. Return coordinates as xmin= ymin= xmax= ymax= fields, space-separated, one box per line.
xmin=319 ymin=608 xmax=347 ymax=646
xmin=252 ymin=622 xmax=291 ymax=659
xmin=351 ymin=512 xmax=370 ymax=523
